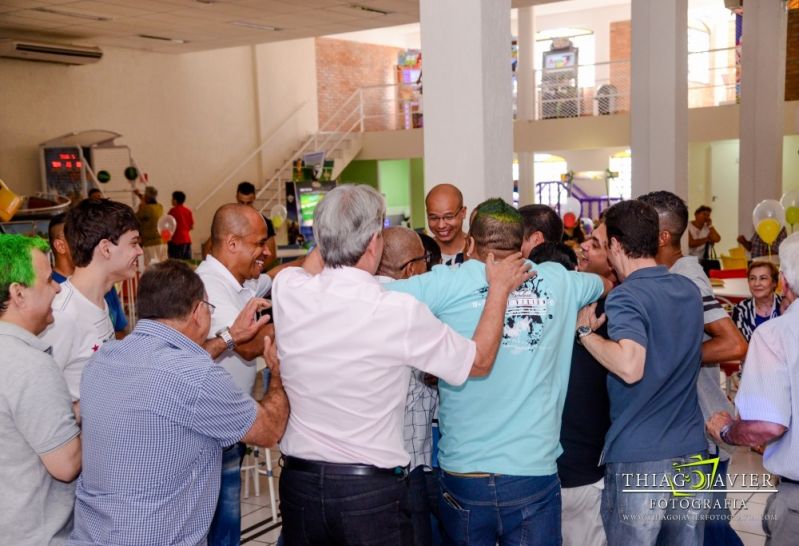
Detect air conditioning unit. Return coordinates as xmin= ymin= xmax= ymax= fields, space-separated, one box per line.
xmin=0 ymin=39 xmax=102 ymax=65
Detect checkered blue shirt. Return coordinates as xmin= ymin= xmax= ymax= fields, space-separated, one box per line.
xmin=69 ymin=320 xmax=257 ymax=546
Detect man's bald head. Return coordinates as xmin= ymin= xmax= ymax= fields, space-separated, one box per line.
xmin=425 ymin=183 xmax=463 ymax=209
xmin=376 ymin=227 xmax=426 ymax=280
xmin=211 ymin=203 xmax=263 ymax=246
xmin=425 ymin=183 xmax=467 ymax=247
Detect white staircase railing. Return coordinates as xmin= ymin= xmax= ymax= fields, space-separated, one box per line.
xmin=255 ymin=87 xmax=365 ymax=213
xmin=195 ymin=100 xmax=309 ymax=211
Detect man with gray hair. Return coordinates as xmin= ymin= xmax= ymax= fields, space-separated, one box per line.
xmin=272 ymin=184 xmax=531 ymax=545
xmin=708 ymin=232 xmax=799 ymax=545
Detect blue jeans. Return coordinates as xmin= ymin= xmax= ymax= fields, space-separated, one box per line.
xmin=279 ymin=464 xmax=412 ymax=545
xmin=602 ymin=453 xmax=711 ymax=546
xmin=208 ymin=442 xmax=246 ymax=546
xmin=438 ymin=471 xmax=561 ymax=546
xmin=704 ymin=458 xmax=743 ymax=546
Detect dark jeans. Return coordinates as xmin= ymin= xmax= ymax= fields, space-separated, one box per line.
xmin=704 ymin=458 xmax=744 ymax=546
xmin=408 ymin=466 xmax=441 ymax=546
xmin=167 ymin=242 xmax=192 ymax=260
xmin=208 ymin=442 xmax=246 ymax=546
xmin=279 ymin=463 xmax=412 ymax=546
xmin=438 ymin=471 xmax=561 ymax=546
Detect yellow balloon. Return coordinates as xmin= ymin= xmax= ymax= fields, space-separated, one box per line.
xmin=756 ymin=218 xmax=781 ymax=244
xmin=271 ymin=215 xmax=284 ymax=230
xmin=786 ymin=206 xmax=799 ymax=226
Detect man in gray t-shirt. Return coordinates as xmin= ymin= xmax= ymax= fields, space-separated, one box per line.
xmin=0 ymin=234 xmax=81 ymax=545
xmin=640 ymin=192 xmax=748 ymax=544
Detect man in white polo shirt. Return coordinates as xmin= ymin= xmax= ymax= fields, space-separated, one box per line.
xmin=196 ymin=203 xmax=275 ymax=546
xmin=272 ymin=184 xmax=531 ymax=546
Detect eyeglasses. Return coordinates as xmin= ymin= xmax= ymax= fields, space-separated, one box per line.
xmin=400 ymin=251 xmax=432 ymax=270
xmin=427 ymin=207 xmax=463 ymax=224
xmin=201 ymin=300 xmax=216 ymax=315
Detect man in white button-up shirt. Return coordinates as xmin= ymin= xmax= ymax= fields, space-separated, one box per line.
xmin=708 ymin=232 xmax=799 ymax=545
xmin=196 ymin=203 xmax=276 ymax=546
xmin=272 ymin=184 xmax=531 ymax=546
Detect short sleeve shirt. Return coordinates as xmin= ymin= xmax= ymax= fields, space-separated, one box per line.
xmin=735 ymin=302 xmax=799 ymax=480
xmin=196 ymin=255 xmax=272 ymax=395
xmin=670 ymin=256 xmax=735 ymax=460
xmin=273 ymin=266 xmax=475 ymax=469
xmin=70 ymin=320 xmax=257 ymax=546
xmin=0 ymin=321 xmax=80 ymax=546
xmin=688 ymin=223 xmax=710 ymax=257
xmin=603 ymin=266 xmax=707 ymax=463
xmin=388 ymin=260 xmax=603 ymax=476
xmin=40 ymin=280 xmax=115 ymax=401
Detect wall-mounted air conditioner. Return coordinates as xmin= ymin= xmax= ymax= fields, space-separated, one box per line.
xmin=0 ymin=39 xmax=102 ymax=65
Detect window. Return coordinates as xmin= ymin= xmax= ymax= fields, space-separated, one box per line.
xmin=608 ymin=151 xmax=632 ymax=200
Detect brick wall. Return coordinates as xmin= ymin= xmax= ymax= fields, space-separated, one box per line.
xmin=787 ymin=8 xmax=799 ymax=101
xmin=609 ymin=20 xmax=631 ymax=112
xmin=315 ymin=38 xmax=402 ymax=132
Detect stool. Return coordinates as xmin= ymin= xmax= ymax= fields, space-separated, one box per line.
xmin=241 ymin=446 xmax=279 ymax=523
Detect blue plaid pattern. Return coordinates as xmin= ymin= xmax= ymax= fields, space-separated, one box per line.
xmin=69 ymin=320 xmax=257 ymax=546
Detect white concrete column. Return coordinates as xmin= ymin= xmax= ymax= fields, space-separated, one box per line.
xmin=738 ymin=1 xmax=787 ymax=235
xmin=630 ymin=0 xmax=688 ymax=199
xmin=516 ymin=6 xmax=536 ymax=206
xmin=420 ymin=0 xmax=513 ymax=210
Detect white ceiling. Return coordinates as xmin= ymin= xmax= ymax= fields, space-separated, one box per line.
xmin=0 ymin=0 xmax=561 ymax=54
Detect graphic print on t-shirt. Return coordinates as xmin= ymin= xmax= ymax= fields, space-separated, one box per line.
xmin=477 ymin=276 xmax=553 ymax=354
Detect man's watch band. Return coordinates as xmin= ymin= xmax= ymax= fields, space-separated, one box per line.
xmin=719 ymin=423 xmax=734 ymax=445
xmin=575 ymin=325 xmax=593 ymax=339
xmin=215 ymin=327 xmax=236 ymax=352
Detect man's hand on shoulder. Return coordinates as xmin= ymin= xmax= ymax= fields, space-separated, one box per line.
xmin=485 ymin=252 xmax=534 ymax=295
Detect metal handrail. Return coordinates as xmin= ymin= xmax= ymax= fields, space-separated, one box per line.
xmin=195 ymin=100 xmax=309 ymax=211
xmin=256 ymin=89 xmax=366 ymax=212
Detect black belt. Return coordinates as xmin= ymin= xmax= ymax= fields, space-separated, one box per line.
xmin=282 ymin=456 xmax=408 ymax=478
xmin=781 ymin=476 xmax=799 ymax=486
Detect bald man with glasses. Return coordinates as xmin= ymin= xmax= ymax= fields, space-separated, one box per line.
xmin=426 ymin=184 xmax=468 ymax=266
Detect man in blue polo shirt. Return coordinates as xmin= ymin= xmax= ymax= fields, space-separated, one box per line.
xmin=389 ymin=198 xmax=605 ymax=545
xmin=576 ymin=200 xmax=709 ymax=545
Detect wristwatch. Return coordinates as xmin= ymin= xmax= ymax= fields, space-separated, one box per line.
xmin=575 ymin=325 xmax=593 ymax=340
xmin=719 ymin=423 xmax=734 ymax=446
xmin=215 ymin=327 xmax=236 ymax=352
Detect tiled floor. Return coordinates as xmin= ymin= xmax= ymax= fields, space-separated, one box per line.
xmin=236 ymin=447 xmax=773 ymax=545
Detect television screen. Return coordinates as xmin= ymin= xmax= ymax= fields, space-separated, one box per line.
xmin=299 ymin=191 xmax=326 ymax=226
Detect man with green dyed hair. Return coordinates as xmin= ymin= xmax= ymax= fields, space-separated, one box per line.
xmin=0 ymin=234 xmax=81 ymax=545
xmin=388 ymin=197 xmax=608 ymax=545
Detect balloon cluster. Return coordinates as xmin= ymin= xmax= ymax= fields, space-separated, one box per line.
xmin=158 ymin=214 xmax=177 ymax=242
xmin=752 ymin=191 xmax=799 ymax=245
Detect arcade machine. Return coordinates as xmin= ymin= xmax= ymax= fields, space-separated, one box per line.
xmin=39 ymin=130 xmax=144 ymax=206
xmin=540 ymin=39 xmax=579 ymax=119
xmin=396 ymin=49 xmax=422 ymax=129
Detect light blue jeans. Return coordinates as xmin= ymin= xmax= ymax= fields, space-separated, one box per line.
xmin=208 ymin=442 xmax=246 ymax=546
xmin=602 ymin=453 xmax=710 ymax=546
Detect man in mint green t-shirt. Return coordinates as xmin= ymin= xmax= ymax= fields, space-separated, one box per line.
xmin=388 ymin=198 xmax=604 ymax=545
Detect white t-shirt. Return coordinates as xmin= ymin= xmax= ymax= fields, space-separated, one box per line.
xmin=687 ymin=223 xmax=710 ymax=258
xmin=195 ymin=255 xmax=272 ymax=395
xmin=40 ymin=280 xmax=115 ymax=400
xmin=272 ymin=266 xmax=475 ymax=469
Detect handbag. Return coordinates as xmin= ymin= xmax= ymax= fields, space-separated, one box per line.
xmin=699 ymin=242 xmax=721 ymax=275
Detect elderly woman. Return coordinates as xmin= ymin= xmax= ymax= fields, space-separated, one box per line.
xmin=732 ymin=261 xmax=783 ymax=342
